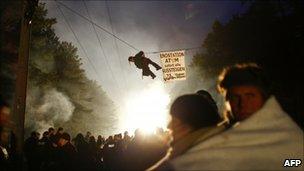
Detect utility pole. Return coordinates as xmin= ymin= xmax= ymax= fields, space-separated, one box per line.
xmin=13 ymin=0 xmax=38 ymax=154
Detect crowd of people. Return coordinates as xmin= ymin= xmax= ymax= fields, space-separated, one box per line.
xmin=23 ymin=127 xmax=170 ymax=171
xmin=1 ymin=63 xmax=303 ymax=170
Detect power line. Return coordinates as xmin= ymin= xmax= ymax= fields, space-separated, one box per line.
xmin=56 ymin=0 xmax=140 ymax=52
xmin=82 ymin=0 xmax=121 ymax=91
xmin=145 ymin=46 xmax=203 ymax=55
xmin=56 ymin=1 xmax=104 ymax=83
xmin=105 ymin=0 xmax=128 ymax=86
xmin=56 ymin=1 xmax=204 ymax=56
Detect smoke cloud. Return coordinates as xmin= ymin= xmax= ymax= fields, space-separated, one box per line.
xmin=25 ymin=87 xmax=75 ymax=135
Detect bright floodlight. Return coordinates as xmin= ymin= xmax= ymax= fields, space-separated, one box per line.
xmin=120 ymin=82 xmax=170 ymax=135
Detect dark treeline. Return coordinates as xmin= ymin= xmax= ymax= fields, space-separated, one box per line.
xmin=190 ymin=0 xmax=304 ymax=128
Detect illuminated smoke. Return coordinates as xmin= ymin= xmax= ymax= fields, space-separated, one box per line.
xmin=25 ymin=88 xmax=75 ymax=135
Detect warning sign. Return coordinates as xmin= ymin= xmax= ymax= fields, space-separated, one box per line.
xmin=160 ymin=50 xmax=186 ymax=82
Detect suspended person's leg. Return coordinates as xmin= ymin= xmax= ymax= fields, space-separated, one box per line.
xmin=147 ymin=58 xmax=162 ymax=70
xmin=143 ymin=67 xmax=156 ymax=79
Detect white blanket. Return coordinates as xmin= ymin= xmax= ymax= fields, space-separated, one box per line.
xmin=171 ymin=96 xmax=303 ymax=170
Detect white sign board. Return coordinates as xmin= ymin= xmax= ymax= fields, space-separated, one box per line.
xmin=160 ymin=50 xmax=186 ymax=82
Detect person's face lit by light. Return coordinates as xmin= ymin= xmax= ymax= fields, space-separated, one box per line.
xmin=228 ymin=85 xmax=265 ymax=121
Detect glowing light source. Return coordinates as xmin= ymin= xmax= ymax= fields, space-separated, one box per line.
xmin=120 ymin=82 xmax=170 ymax=135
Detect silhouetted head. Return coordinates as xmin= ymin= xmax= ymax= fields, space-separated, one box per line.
xmin=89 ymin=136 xmax=96 ymax=143
xmin=60 ymin=132 xmax=70 ymax=141
xmin=31 ymin=131 xmax=37 ymax=138
xmin=196 ymin=89 xmax=218 ymax=112
xmin=169 ymin=94 xmax=222 ymax=143
xmin=170 ymin=94 xmax=221 ymax=129
xmin=128 ymin=56 xmax=135 ymax=62
xmin=74 ymin=133 xmax=85 ymax=142
xmin=48 ymin=127 xmax=54 ymax=131
xmin=57 ymin=127 xmax=63 ymax=134
xmin=43 ymin=131 xmax=49 ymax=138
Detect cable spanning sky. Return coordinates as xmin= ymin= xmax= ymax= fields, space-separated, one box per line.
xmin=44 ymin=0 xmax=248 ymax=108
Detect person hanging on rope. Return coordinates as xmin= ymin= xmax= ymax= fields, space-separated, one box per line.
xmin=128 ymin=51 xmax=162 ymax=79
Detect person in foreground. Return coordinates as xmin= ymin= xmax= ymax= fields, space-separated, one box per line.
xmin=152 ymin=63 xmax=303 ymax=170
xmin=150 ymin=93 xmax=225 ymax=170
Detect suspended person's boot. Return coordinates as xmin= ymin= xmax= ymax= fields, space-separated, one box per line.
xmin=151 ymin=73 xmax=156 ymax=79
xmin=149 ymin=69 xmax=156 ymax=79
